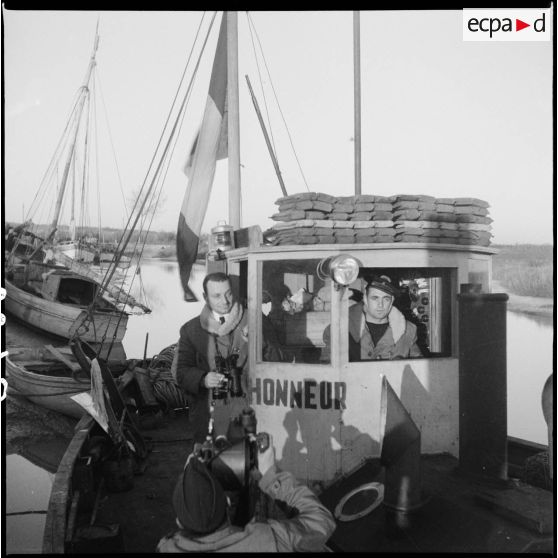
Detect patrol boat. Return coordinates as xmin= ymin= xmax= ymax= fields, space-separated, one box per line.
xmin=42 ymin=11 xmax=552 ymax=554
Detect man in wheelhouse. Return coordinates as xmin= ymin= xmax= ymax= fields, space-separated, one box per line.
xmin=349 ymin=274 xmax=422 ymax=361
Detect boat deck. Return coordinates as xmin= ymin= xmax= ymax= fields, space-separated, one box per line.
xmin=68 ymin=410 xmax=553 ymax=554
xmin=71 ymin=409 xmax=194 ymax=553
xmin=320 ymin=456 xmax=553 ymax=553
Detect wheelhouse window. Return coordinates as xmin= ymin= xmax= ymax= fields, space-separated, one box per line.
xmin=260 ymin=259 xmax=331 ymax=364
xmin=349 ymin=267 xmax=453 ymax=360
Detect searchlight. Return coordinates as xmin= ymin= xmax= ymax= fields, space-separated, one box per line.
xmin=317 ymin=255 xmax=362 ymax=289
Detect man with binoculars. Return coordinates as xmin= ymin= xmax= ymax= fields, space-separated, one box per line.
xmin=157 ymin=433 xmax=336 ymax=552
xmin=175 ymin=272 xmax=250 ymax=442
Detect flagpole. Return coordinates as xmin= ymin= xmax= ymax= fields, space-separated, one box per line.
xmin=227 ymin=11 xmax=241 ymax=229
xmin=353 ymin=11 xmax=362 ymax=196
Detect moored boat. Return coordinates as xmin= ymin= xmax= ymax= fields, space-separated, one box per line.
xmin=5 ymin=345 xmax=130 ymax=419
xmin=5 ymin=23 xmax=150 ymax=342
xmin=37 ymin=10 xmax=553 ymax=555
xmin=5 ymin=265 xmax=129 ymax=344
xmin=6 ymin=346 xmax=93 ymax=419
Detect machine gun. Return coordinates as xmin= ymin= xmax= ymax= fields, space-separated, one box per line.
xmin=194 ymin=409 xmax=270 ymax=525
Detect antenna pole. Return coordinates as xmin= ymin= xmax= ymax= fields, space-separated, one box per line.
xmin=353 ymin=11 xmax=362 ymax=196
xmin=245 ymin=75 xmax=288 ymax=197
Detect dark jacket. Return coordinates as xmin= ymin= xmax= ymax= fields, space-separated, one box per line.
xmin=156 ymin=463 xmax=336 ymax=553
xmin=348 ymin=302 xmax=422 ymax=361
xmin=176 ymin=302 xmax=248 ymax=441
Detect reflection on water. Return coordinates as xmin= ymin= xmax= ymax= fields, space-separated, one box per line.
xmin=507 ymin=311 xmax=553 ymax=445
xmin=6 ymin=454 xmax=54 ymax=554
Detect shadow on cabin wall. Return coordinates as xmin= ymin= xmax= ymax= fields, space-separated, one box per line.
xmin=277 ymin=377 xmax=380 ymax=486
xmin=399 ymin=364 xmax=431 ymax=426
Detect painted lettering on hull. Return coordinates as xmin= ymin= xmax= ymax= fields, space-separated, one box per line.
xmin=249 ymin=378 xmax=346 ymax=410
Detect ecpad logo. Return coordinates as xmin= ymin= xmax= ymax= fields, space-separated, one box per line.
xmin=463 ymin=9 xmax=551 ymax=41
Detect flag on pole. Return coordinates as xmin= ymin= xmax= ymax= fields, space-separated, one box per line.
xmin=177 ymin=15 xmax=228 ymax=301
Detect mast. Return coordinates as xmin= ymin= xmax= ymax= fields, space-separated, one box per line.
xmin=353 ymin=11 xmax=362 ymax=195
xmin=70 ymin=152 xmax=76 ymax=241
xmin=49 ymin=24 xmax=99 ymax=238
xmin=227 ymin=11 xmax=241 ymax=229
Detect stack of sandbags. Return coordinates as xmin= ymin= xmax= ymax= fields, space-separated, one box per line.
xmin=267 ymin=193 xmax=491 ymax=247
xmin=271 ymin=192 xmax=336 ymax=222
xmin=393 ymin=196 xmax=491 ymax=246
xmin=454 ymin=198 xmax=492 ymax=246
xmin=272 ymin=192 xmax=395 ymax=223
xmin=392 ymin=194 xmax=439 ymax=244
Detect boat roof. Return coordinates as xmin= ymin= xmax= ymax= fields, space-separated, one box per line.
xmin=226 ymin=241 xmax=498 ymax=258
xmin=44 ymin=268 xmax=101 ymax=283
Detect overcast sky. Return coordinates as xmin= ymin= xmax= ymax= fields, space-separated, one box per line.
xmin=3 ymin=9 xmax=553 ymax=244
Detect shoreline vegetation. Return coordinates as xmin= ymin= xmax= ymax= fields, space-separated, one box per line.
xmin=491 ymin=244 xmax=553 ymax=318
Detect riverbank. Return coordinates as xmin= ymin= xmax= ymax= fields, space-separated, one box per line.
xmin=492 ymin=280 xmax=553 ymax=319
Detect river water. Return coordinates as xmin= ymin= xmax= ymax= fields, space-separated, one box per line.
xmin=5 ymin=258 xmax=553 ymax=553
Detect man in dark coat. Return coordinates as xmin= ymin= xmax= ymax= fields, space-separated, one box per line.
xmin=176 ymin=272 xmax=250 ymax=442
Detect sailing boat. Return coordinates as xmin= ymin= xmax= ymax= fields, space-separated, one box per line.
xmin=5 ymin=24 xmax=150 ymax=344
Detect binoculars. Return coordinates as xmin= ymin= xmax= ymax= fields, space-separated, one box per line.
xmin=212 ymin=353 xmax=244 ymax=400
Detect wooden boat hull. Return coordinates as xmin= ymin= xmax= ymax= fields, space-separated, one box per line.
xmin=6 ymin=351 xmax=90 ymax=419
xmin=5 ymin=280 xmax=128 ymax=343
xmin=43 ymin=415 xmax=97 ymax=553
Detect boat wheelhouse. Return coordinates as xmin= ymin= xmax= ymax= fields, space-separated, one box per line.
xmin=212 ymin=232 xmax=506 ymax=484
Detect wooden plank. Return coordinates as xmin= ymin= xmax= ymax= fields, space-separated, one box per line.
xmin=475 ymin=482 xmax=553 ymax=534
xmin=65 ymin=490 xmax=81 ymax=544
xmin=45 ymin=344 xmax=82 ymax=373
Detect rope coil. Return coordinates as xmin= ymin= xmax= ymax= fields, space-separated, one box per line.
xmin=148 ymin=343 xmax=187 ymax=411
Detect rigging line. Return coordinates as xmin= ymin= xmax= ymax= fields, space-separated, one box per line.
xmin=98 ymin=12 xmax=217 ymax=300
xmin=91 ymin=77 xmax=102 ymax=237
xmin=144 ymin=50 xmax=195 ymax=230
xmin=96 ymin=67 xmax=130 ymax=219
xmin=247 ymin=14 xmax=311 ymax=192
xmin=117 ymin=116 xmax=179 ymax=313
xmin=95 ymin=48 xmax=207 ymax=300
xmin=246 ymin=12 xmax=279 ymax=160
xmin=76 ymin=149 xmax=88 ymax=241
xmin=27 ymin=96 xmax=85 ymax=226
xmin=70 ymin=148 xmax=76 ymax=231
xmin=26 ymin=88 xmax=86 ymax=219
xmin=112 ymin=10 xmax=214 ymax=258
xmin=130 ymin=51 xmax=193 ymax=277
xmin=87 ymin=12 xmax=214 ymax=326
xmin=81 ymin=94 xmax=94 ymax=241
